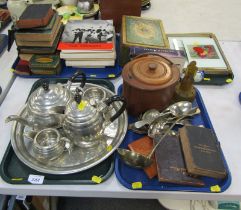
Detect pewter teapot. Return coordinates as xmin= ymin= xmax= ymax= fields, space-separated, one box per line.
xmin=6 ymin=71 xmax=86 ymax=130
xmin=62 ymin=88 xmax=126 ymax=148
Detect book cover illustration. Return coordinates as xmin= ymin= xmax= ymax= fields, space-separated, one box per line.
xmin=61 ymin=20 xmax=114 ymax=43
xmin=124 ymin=16 xmax=168 ymax=48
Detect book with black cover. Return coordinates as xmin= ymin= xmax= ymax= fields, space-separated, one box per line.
xmin=155 ymin=135 xmax=205 ymax=186
xmin=179 ymin=126 xmax=227 ymax=179
xmin=16 ymin=4 xmax=54 ymax=29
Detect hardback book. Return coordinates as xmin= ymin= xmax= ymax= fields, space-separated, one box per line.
xmin=179 ymin=126 xmax=227 ymax=179
xmin=155 ymin=135 xmax=205 ymax=186
xmin=30 ymin=54 xmax=60 ymax=69
xmin=17 ymin=25 xmax=63 ymax=54
xmin=15 ymin=20 xmax=62 ymax=47
xmin=14 ymin=59 xmax=31 ymax=75
xmin=65 ymin=59 xmax=115 ymax=67
xmin=15 ymin=14 xmax=61 ymax=42
xmin=60 ymin=49 xmax=113 ymax=53
xmin=120 ymin=15 xmax=169 ymax=66
xmin=60 ymin=50 xmax=116 ymax=60
xmin=128 ymin=136 xmax=157 ymax=179
xmin=129 ymin=46 xmax=186 ymax=70
xmin=19 ymin=53 xmax=34 ymax=61
xmin=58 ymin=20 xmax=114 ymax=51
xmin=18 ymin=12 xmax=57 ymax=32
xmin=29 ymin=54 xmax=61 ymax=75
xmin=16 ymin=4 xmax=54 ymax=29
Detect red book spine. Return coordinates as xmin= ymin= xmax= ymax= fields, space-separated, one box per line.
xmin=57 ymin=42 xmax=113 ymax=50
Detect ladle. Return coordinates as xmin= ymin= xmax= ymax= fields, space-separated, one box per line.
xmin=117 ymin=109 xmax=200 ymax=168
xmin=134 ymin=101 xmax=192 ymax=129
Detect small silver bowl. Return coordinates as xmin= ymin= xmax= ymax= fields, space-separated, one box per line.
xmin=83 ymin=87 xmax=106 ymax=107
xmin=32 ymin=128 xmax=67 ymax=160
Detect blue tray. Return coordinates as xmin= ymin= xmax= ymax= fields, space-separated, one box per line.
xmin=115 ymin=86 xmax=231 ymax=192
xmin=12 ymin=36 xmax=122 ymax=79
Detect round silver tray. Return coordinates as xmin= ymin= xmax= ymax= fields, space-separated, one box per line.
xmin=10 ymin=83 xmax=128 ymax=174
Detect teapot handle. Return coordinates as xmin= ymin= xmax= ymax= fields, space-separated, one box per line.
xmin=67 ymin=70 xmax=86 ymax=89
xmin=105 ymin=95 xmax=127 ymax=122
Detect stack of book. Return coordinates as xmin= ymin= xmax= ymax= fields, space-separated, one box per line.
xmin=58 ymin=20 xmax=116 ymax=68
xmin=14 ymin=4 xmax=63 ymax=75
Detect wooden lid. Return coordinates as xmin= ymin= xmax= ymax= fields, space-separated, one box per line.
xmin=122 ymin=54 xmax=180 ymax=89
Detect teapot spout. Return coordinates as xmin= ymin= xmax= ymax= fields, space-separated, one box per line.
xmin=5 ymin=115 xmax=31 ymax=127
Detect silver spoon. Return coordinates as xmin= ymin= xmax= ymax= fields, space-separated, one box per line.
xmin=160 ymin=101 xmax=193 ymax=117
xmin=148 ymin=107 xmax=199 ymax=138
xmin=133 ymin=109 xmax=160 ymax=129
xmin=133 ymin=101 xmax=192 ymax=129
xmin=117 ymin=109 xmax=200 ymax=168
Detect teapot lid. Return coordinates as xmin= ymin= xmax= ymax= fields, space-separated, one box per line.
xmin=122 ymin=54 xmax=180 ymax=90
xmin=28 ymin=81 xmax=71 ymax=115
xmin=64 ymin=89 xmax=98 ymax=123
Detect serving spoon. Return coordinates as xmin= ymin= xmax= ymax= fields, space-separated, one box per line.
xmin=134 ymin=101 xmax=192 ymax=129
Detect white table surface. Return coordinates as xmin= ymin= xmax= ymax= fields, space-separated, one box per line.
xmin=0 ymin=41 xmax=241 ymax=200
xmin=0 ymin=24 xmax=16 ymax=105
xmin=1 ymin=0 xmax=241 ymax=200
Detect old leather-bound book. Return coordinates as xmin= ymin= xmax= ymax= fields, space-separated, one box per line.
xmin=17 ymin=25 xmax=63 ymax=54
xmin=128 ymin=136 xmax=157 ymax=179
xmin=155 ymin=135 xmax=205 ymax=186
xmin=16 ymin=4 xmax=54 ymax=29
xmin=15 ymin=14 xmax=61 ymax=42
xmin=180 ymin=126 xmax=227 ymax=179
xmin=15 ymin=20 xmax=62 ymax=47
